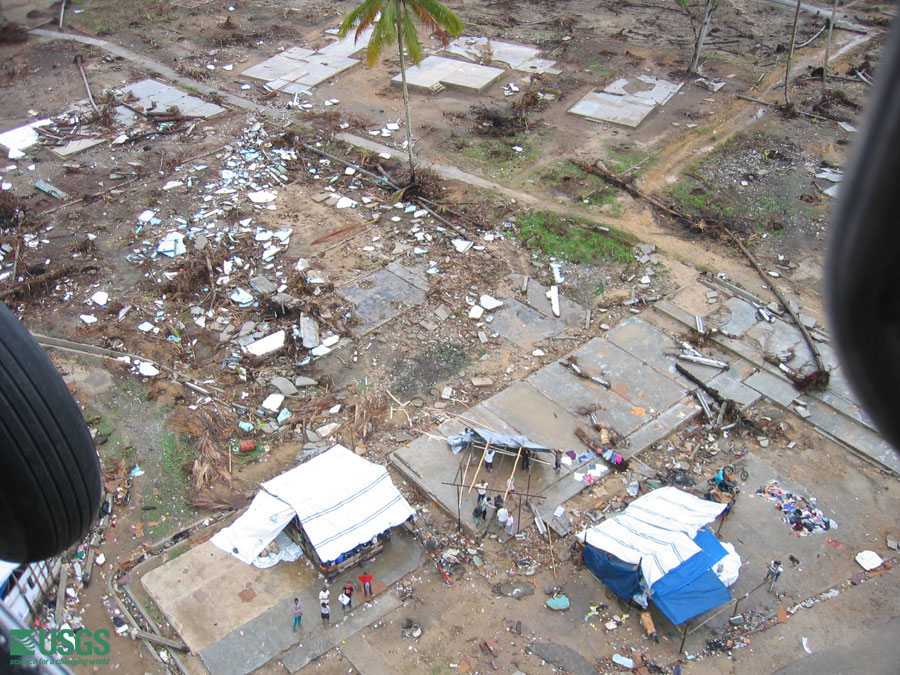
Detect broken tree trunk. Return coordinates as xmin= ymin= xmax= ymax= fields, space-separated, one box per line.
xmin=727 ymin=230 xmax=829 ymax=389
xmin=821 ymin=0 xmax=839 ymax=101
xmin=688 ymin=0 xmax=718 ymax=75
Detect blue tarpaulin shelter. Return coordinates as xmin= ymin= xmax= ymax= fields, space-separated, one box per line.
xmin=577 ymin=487 xmax=738 ymax=626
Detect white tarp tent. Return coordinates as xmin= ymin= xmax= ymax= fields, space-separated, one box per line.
xmin=578 ymin=486 xmax=727 ymax=586
xmin=212 ymin=445 xmax=414 ymax=565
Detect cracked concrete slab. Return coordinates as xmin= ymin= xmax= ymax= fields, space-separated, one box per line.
xmin=490 ymin=296 xmax=567 ymax=349
xmin=339 ymin=264 xmax=428 ymax=335
xmin=719 ymin=296 xmax=760 ymax=337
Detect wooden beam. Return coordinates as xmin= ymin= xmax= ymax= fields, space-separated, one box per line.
xmin=503 ymin=447 xmax=522 ymax=502
xmin=55 ymin=566 xmax=68 ymax=624
xmin=467 ymin=443 xmax=490 ymax=493
xmin=129 ymin=628 xmax=187 ymax=651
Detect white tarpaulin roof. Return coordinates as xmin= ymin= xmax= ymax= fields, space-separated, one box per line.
xmin=576 ymin=487 xmax=726 ymax=586
xmin=212 ymin=445 xmax=414 ymax=565
xmin=210 ymin=490 xmax=296 ymax=565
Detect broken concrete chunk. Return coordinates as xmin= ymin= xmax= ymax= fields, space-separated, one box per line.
xmin=244 ymin=330 xmax=286 ymax=357
xmin=479 ymin=294 xmax=503 ymax=310
xmin=471 ymin=377 xmax=493 ymax=387
xmin=248 ymin=190 xmax=277 ymax=204
xmin=299 ymin=313 xmax=320 ymax=349
xmin=261 ymin=393 xmax=285 ymax=413
xmin=434 ymin=305 xmax=451 ymax=321
xmin=546 ymin=285 xmax=560 ymax=317
xmin=249 ymin=275 xmax=277 ymax=295
xmin=294 ymin=376 xmax=318 ymax=388
xmin=315 ymin=422 xmax=340 ymax=438
xmin=420 ymin=319 xmax=438 ymax=331
xmin=441 ymin=386 xmax=453 ymax=400
xmin=469 ymin=305 xmax=485 ymax=320
xmin=269 ymin=376 xmax=298 ymax=396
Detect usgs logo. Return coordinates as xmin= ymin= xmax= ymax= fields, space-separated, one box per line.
xmin=9 ymin=628 xmax=111 ymax=657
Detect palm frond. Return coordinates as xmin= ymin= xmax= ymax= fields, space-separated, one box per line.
xmin=412 ymin=0 xmax=464 ymax=38
xmin=338 ymin=0 xmax=384 ymax=39
xmin=367 ymin=1 xmax=400 ymax=66
xmin=402 ymin=13 xmax=425 ymax=65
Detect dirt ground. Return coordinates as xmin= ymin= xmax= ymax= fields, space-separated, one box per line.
xmin=1 ymin=0 xmax=897 ymax=673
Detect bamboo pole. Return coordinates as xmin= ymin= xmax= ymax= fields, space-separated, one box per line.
xmin=467 ymin=443 xmax=490 ymax=493
xmin=548 ymin=524 xmax=557 ymax=580
xmin=503 ymin=447 xmax=522 ymax=502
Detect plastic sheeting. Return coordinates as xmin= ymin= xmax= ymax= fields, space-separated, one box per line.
xmin=578 ymin=488 xmax=737 ymax=626
xmin=577 ymin=487 xmax=727 ymax=586
xmin=714 ymin=542 xmax=742 ymax=587
xmin=210 ymin=490 xmax=296 ymax=565
xmin=213 ymin=445 xmax=414 ymax=566
xmin=447 ymin=426 xmax=551 ymax=455
xmin=251 ymin=532 xmax=304 ymax=569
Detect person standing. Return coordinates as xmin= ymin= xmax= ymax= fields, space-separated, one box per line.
xmin=765 ymin=560 xmax=784 ymax=592
xmin=320 ymin=600 xmax=330 ymax=625
xmin=506 ymin=514 xmax=515 ymax=537
xmin=292 ymin=598 xmax=302 ymax=632
xmin=475 ymin=480 xmax=489 ymax=505
xmin=484 ymin=447 xmax=496 ymax=472
xmin=497 ymin=505 xmax=509 ymax=533
xmin=358 ymin=571 xmax=373 ymax=597
xmin=554 ymin=449 xmax=562 ymax=472
xmin=318 ymin=586 xmax=330 ymax=606
xmin=338 ymin=590 xmax=350 ymax=613
xmin=343 ymin=582 xmax=354 ymax=608
xmin=673 ymin=659 xmax=683 ymax=675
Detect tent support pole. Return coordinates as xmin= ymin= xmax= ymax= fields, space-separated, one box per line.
xmin=679 ymin=623 xmax=689 ymax=653
xmin=518 ymin=459 xmax=532 ymax=537
xmin=467 ymin=443 xmax=490 ymax=493
xmin=503 ymin=447 xmax=522 ymax=502
xmin=440 ymin=481 xmax=546 ymax=500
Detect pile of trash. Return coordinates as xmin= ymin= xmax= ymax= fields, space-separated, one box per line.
xmin=755 ymin=480 xmax=837 ymax=535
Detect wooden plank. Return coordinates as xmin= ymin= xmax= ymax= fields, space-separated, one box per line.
xmin=467 ymin=443 xmax=490 ymax=493
xmin=503 ymin=447 xmax=522 ymax=502
xmin=131 ymin=628 xmax=187 ymax=651
xmin=55 ymin=566 xmax=68 ymax=624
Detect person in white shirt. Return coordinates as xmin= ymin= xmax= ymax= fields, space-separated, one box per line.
xmin=484 ymin=447 xmax=496 ymax=472
xmin=497 ymin=505 xmax=509 ymax=532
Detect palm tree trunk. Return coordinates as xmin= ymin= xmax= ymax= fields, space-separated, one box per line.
xmin=396 ymin=14 xmax=416 ymax=183
xmin=688 ymin=0 xmax=716 ymax=76
xmin=784 ymin=0 xmax=803 ymax=109
xmin=821 ymin=0 xmax=838 ymax=102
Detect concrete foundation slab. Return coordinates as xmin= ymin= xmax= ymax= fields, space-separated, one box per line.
xmin=568 ymin=90 xmax=656 ymax=127
xmin=121 ymin=79 xmax=225 ymax=118
xmin=339 ymin=264 xmax=428 ymax=335
xmin=607 ymin=317 xmax=683 ymax=379
xmin=510 ymin=273 xmax=584 ymax=326
xmin=490 ymin=296 xmax=567 ymax=349
xmin=445 ymin=37 xmax=562 ymax=74
xmin=142 ymin=540 xmax=315 ymax=653
xmin=744 ymin=369 xmax=800 ymax=408
xmin=706 ymin=362 xmax=762 ymax=408
xmin=392 ymin=55 xmax=504 ymax=93
xmin=624 ymin=400 xmax=700 ymax=457
xmin=195 ymin=528 xmax=423 ymax=675
xmin=481 ymin=382 xmax=583 ymax=452
xmin=718 ymin=296 xmax=760 ymax=337
xmin=604 ymin=75 xmax=682 ymax=105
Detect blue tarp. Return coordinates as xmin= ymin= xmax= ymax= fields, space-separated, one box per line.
xmin=583 ymin=526 xmax=732 ymax=626
xmin=583 ymin=546 xmax=642 ymax=599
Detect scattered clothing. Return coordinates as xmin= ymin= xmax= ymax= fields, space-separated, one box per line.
xmin=756 ymin=480 xmax=837 ymax=535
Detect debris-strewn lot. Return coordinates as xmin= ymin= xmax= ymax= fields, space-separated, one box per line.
xmin=1 ymin=0 xmax=897 ymax=673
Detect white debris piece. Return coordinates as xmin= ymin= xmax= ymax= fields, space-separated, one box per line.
xmin=261 ymin=393 xmax=285 ymax=412
xmin=138 ymin=210 xmax=156 ymax=223
xmin=137 ymin=321 xmax=155 ymax=333
xmin=855 ymin=550 xmax=883 ymax=571
xmin=452 ymin=238 xmax=473 ymax=253
xmin=79 ymin=314 xmax=97 ymax=324
xmin=245 ymin=330 xmax=286 ymax=357
xmin=162 ymin=180 xmax=184 ymax=190
xmin=335 ymin=196 xmax=357 ymax=209
xmin=468 ymin=305 xmax=485 ymax=320
xmin=89 ymin=291 xmax=109 ymax=306
xmin=310 ymin=344 xmax=332 ymax=356
xmin=315 ymin=422 xmax=340 ymax=437
xmin=299 ymin=313 xmax=320 ymax=349
xmin=550 ymin=262 xmax=564 ymax=283
xmin=546 ymin=285 xmax=560 ymax=317
xmin=157 ymin=231 xmax=187 ymax=257
xmin=479 ymin=294 xmax=503 ymax=310
xmin=136 ymin=361 xmax=160 ymax=377
xmin=230 ymin=288 xmax=254 ymax=306
xmin=248 ymin=190 xmax=277 ymax=204
xmin=322 ymin=335 xmax=340 ymax=347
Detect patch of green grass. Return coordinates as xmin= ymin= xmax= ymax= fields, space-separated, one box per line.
xmin=587 ymin=56 xmax=610 ymax=77
xmin=71 ymin=0 xmax=185 ymax=36
xmin=148 ymin=432 xmax=195 ymax=537
xmin=166 ymin=546 xmax=191 ymax=563
xmin=513 ymin=211 xmax=635 ymax=264
xmin=606 ymin=146 xmax=654 ymax=175
xmin=115 ymin=377 xmax=147 ymax=400
xmin=461 ymin=133 xmax=541 ymax=176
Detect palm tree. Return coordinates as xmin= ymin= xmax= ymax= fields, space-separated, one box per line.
xmin=339 ymin=0 xmax=463 ymax=183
